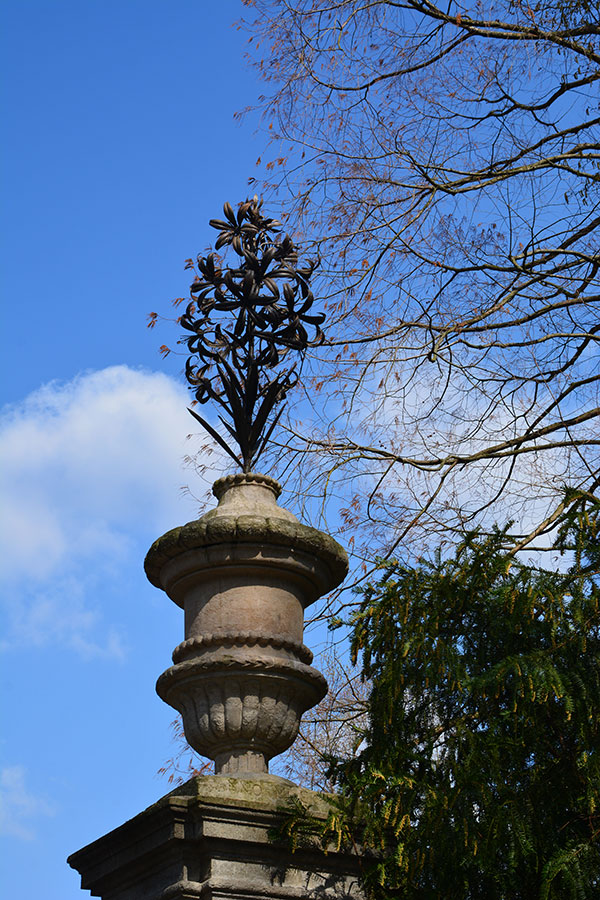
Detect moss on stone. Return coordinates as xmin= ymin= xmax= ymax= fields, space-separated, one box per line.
xmin=144 ymin=513 xmax=348 ymax=591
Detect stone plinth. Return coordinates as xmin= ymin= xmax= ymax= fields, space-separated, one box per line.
xmin=68 ymin=775 xmax=363 ymax=900
xmin=144 ymin=473 xmax=348 ymax=775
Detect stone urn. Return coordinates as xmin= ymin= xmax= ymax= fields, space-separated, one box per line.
xmin=144 ymin=473 xmax=348 ymax=776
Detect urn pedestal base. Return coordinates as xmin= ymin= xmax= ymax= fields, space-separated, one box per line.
xmin=68 ymin=775 xmax=363 ymax=900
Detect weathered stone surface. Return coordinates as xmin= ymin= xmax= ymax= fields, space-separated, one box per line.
xmin=70 ymin=475 xmax=358 ymax=899
xmin=145 ymin=473 xmax=348 ymax=776
xmin=144 ymin=475 xmax=348 ymax=592
xmin=68 ymin=775 xmax=363 ymax=900
xmin=157 ymin=656 xmax=327 ymax=774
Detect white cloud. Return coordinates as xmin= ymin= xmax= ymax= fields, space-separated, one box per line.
xmin=0 ymin=366 xmax=219 ymax=657
xmin=0 ymin=765 xmax=54 ymax=841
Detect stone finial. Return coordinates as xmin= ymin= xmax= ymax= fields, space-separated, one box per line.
xmin=145 ymin=473 xmax=348 ymax=776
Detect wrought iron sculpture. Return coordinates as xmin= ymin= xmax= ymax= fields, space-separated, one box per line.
xmin=181 ymin=197 xmax=324 ymax=472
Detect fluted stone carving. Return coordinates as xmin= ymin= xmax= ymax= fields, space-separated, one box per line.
xmin=145 ymin=472 xmax=348 ymax=775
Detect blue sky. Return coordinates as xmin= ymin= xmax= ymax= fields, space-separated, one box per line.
xmin=0 ymin=3 xmax=274 ymax=897
xmin=0 ymin=4 xmax=589 ymax=895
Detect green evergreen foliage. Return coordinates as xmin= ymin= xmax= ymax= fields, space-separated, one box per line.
xmin=303 ymin=496 xmax=600 ymax=898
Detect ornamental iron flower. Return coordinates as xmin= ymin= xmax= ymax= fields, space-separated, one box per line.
xmin=180 ymin=197 xmax=324 ymax=472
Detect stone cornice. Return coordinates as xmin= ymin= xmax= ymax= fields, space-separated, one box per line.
xmin=68 ymin=775 xmax=364 ymax=900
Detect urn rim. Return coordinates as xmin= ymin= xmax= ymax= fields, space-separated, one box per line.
xmin=212 ymin=471 xmax=282 ymax=501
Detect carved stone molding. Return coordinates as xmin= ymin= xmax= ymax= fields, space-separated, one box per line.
xmin=172 ymin=632 xmax=314 ymax=665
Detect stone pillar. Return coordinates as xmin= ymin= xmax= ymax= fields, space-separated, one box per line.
xmin=68 ymin=775 xmax=362 ymax=900
xmin=68 ymin=473 xmax=362 ymax=900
